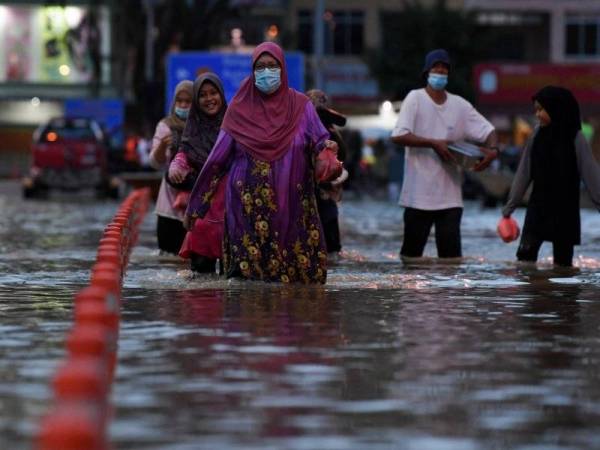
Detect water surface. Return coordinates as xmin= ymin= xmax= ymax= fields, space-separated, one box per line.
xmin=1 ymin=180 xmax=600 ymax=450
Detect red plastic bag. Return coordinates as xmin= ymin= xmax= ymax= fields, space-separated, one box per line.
xmin=315 ymin=147 xmax=343 ymax=183
xmin=497 ymin=216 xmax=520 ymax=243
xmin=173 ymin=191 xmax=190 ymax=210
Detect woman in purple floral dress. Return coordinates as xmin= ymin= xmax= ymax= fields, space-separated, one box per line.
xmin=183 ymin=42 xmax=332 ymax=284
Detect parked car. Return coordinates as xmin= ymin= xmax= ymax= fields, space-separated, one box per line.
xmin=22 ymin=117 xmax=120 ymax=198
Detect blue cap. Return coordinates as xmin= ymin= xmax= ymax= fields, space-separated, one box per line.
xmin=422 ymin=49 xmax=450 ymax=74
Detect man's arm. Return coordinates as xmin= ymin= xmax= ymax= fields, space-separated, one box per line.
xmin=391 ymin=132 xmax=454 ymax=162
xmin=472 ymin=130 xmax=499 ymax=172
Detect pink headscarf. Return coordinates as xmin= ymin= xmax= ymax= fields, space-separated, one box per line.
xmin=221 ymin=42 xmax=309 ymax=162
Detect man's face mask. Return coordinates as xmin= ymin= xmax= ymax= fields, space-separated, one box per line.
xmin=174 ymin=107 xmax=190 ymax=119
xmin=427 ymin=73 xmax=448 ymax=91
xmin=254 ymin=68 xmax=281 ymax=94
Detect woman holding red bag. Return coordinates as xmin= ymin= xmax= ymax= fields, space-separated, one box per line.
xmin=501 ymin=86 xmax=600 ymax=267
xmin=168 ymin=72 xmax=228 ymax=274
xmin=183 ymin=42 xmax=338 ymax=283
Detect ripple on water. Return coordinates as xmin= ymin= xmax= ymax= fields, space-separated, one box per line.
xmin=4 ymin=189 xmax=600 ymax=450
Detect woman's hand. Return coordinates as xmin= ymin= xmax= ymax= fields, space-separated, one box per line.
xmin=156 ymin=134 xmax=173 ymax=160
xmin=168 ymin=163 xmax=187 ymax=184
xmin=182 ymin=214 xmax=196 ymax=231
xmin=161 ymin=134 xmax=173 ymax=149
xmin=324 ymin=140 xmax=339 ymax=154
xmin=151 ymin=133 xmax=173 ymax=165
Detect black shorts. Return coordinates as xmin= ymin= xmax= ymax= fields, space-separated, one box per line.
xmin=400 ymin=207 xmax=463 ymax=258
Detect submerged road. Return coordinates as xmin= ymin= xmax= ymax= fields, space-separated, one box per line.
xmin=1 ymin=179 xmax=600 ymax=450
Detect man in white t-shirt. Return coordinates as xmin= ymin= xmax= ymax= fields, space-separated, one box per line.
xmin=391 ymin=49 xmax=499 ymax=261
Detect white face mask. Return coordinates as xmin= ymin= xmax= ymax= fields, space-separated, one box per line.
xmin=254 ymin=68 xmax=281 ymax=94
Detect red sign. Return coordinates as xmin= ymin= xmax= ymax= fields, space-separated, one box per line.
xmin=474 ymin=63 xmax=600 ymax=105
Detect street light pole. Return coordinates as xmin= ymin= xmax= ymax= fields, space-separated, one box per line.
xmin=143 ymin=0 xmax=157 ymax=82
xmin=313 ymin=0 xmax=324 ymax=90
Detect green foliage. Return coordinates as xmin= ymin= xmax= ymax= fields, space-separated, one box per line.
xmin=369 ymin=0 xmax=495 ymax=102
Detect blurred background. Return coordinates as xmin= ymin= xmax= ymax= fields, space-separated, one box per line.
xmin=0 ymin=0 xmax=599 ymax=203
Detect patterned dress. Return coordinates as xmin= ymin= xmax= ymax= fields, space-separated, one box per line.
xmin=187 ymin=103 xmax=330 ymax=283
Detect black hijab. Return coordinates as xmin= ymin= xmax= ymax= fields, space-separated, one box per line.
xmin=180 ymin=72 xmax=227 ymax=170
xmin=528 ymin=86 xmax=581 ymax=244
xmin=533 ymin=86 xmax=581 ymax=143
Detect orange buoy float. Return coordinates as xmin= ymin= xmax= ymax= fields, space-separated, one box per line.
xmin=53 ymin=357 xmax=109 ymax=402
xmin=36 ymin=403 xmax=106 ymax=450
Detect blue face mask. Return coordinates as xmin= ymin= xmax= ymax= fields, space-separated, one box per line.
xmin=254 ymin=68 xmax=281 ymax=94
xmin=428 ymin=73 xmax=448 ymax=91
xmin=174 ymin=107 xmax=190 ymax=119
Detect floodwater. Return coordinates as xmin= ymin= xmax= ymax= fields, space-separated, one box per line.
xmin=1 ymin=179 xmax=600 ymax=450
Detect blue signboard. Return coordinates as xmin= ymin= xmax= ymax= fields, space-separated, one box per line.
xmin=64 ymin=98 xmax=124 ymax=147
xmin=165 ymin=51 xmax=305 ymax=113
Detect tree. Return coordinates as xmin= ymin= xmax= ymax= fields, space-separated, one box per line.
xmin=370 ymin=0 xmax=496 ymax=103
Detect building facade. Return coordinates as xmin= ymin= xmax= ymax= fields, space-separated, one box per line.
xmin=466 ymin=0 xmax=600 ymax=64
xmin=0 ymin=0 xmax=128 ymax=174
xmin=465 ymin=0 xmax=600 ymax=118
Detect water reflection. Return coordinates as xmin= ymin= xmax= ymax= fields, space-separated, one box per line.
xmin=3 ymin=178 xmax=600 ymax=450
xmin=113 ymin=286 xmax=349 ymax=449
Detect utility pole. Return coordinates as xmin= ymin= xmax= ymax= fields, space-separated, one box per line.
xmin=313 ymin=0 xmax=324 ymax=90
xmin=143 ymin=0 xmax=158 ymax=82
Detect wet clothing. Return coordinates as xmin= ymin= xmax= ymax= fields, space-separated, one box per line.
xmin=178 ymin=168 xmax=226 ymax=261
xmin=156 ymin=215 xmax=187 ymax=255
xmin=151 ymin=123 xmax=186 ymax=254
xmin=190 ymin=254 xmax=218 ymax=274
xmin=401 ymin=207 xmax=462 ymax=258
xmin=150 ymin=80 xmax=193 ymax=254
xmin=503 ymin=86 xmax=600 ymax=265
xmin=170 ymin=73 xmax=227 ymax=267
xmin=315 ymin=111 xmax=346 ymax=254
xmin=392 ymin=87 xmax=494 ymax=258
xmin=186 ymin=102 xmax=330 ymax=284
xmin=316 ymin=197 xmax=341 ymax=253
xmin=502 ymin=129 xmax=600 ymax=264
xmin=516 ymin=232 xmax=574 ymax=267
xmin=150 ymin=121 xmax=185 ymax=222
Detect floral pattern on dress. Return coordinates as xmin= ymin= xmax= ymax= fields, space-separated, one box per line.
xmin=187 ymin=103 xmax=330 ymax=284
xmin=215 ymin=156 xmax=326 ymax=284
xmin=191 ymin=169 xmax=224 ymax=219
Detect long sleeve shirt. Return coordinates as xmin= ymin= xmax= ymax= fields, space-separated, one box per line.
xmin=502 ymin=130 xmax=600 ymax=217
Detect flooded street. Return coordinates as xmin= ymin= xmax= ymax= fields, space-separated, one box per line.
xmin=2 ymin=179 xmax=600 ymax=450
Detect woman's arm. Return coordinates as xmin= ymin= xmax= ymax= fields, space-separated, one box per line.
xmin=575 ymin=131 xmax=600 ymax=211
xmin=168 ymin=151 xmax=192 ymax=184
xmin=502 ymin=132 xmax=534 ymax=217
xmin=184 ymin=130 xmax=234 ymax=224
xmin=149 ymin=121 xmax=172 ymax=169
